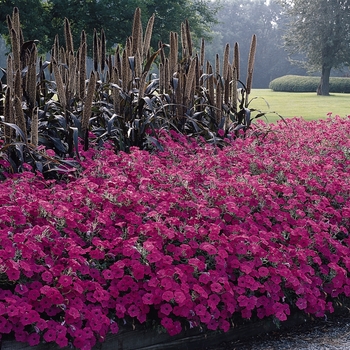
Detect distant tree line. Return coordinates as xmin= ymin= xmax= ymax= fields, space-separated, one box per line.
xmin=206 ymin=0 xmax=350 ymax=94
xmin=205 ymin=0 xmax=308 ymax=89
xmin=279 ymin=0 xmax=350 ymax=95
xmin=0 ymin=0 xmax=218 ymax=55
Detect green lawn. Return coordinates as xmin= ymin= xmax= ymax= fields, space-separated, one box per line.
xmin=249 ymin=89 xmax=350 ymax=123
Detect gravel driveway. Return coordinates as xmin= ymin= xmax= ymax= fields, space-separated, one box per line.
xmin=212 ymin=313 xmax=350 ymax=350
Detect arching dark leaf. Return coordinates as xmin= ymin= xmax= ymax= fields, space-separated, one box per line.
xmin=1 ymin=122 xmax=27 ymax=143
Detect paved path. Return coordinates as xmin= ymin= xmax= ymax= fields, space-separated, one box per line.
xmin=210 ymin=314 xmax=350 ymax=350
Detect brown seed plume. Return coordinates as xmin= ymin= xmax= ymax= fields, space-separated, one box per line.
xmin=231 ymin=64 xmax=238 ymax=114
xmin=10 ymin=28 xmax=20 ymax=72
xmin=216 ymin=81 xmax=222 ymax=124
xmin=184 ymin=57 xmax=197 ymax=104
xmin=169 ymin=32 xmax=178 ymax=75
xmin=79 ymin=30 xmax=87 ymax=97
xmin=132 ymin=8 xmax=143 ymax=57
xmin=31 ymin=107 xmax=39 ymax=147
xmin=12 ymin=8 xmax=22 ymax=43
xmin=185 ymin=20 xmax=193 ymax=57
xmin=200 ymin=39 xmax=205 ymax=76
xmin=52 ymin=57 xmax=67 ymax=111
xmin=159 ymin=62 xmax=164 ymax=93
xmin=164 ymin=58 xmax=170 ymax=93
xmin=114 ymin=45 xmax=122 ymax=75
xmin=27 ymin=44 xmax=37 ymax=109
xmin=122 ymin=49 xmax=129 ymax=91
xmin=82 ymin=71 xmax=97 ymax=137
xmin=4 ymin=87 xmax=14 ymax=143
xmin=224 ymin=63 xmax=231 ymax=105
xmin=234 ymin=42 xmax=240 ymax=81
xmin=67 ymin=50 xmax=76 ymax=99
xmin=93 ymin=29 xmax=99 ymax=72
xmin=135 ymin=48 xmax=142 ymax=78
xmin=180 ymin=22 xmax=187 ymax=59
xmin=6 ymin=55 xmax=13 ymax=94
xmin=52 ymin=35 xmax=59 ymax=63
xmin=11 ymin=8 xmax=24 ymax=62
xmin=101 ymin=29 xmax=106 ymax=73
xmin=246 ymin=34 xmax=257 ymax=97
xmin=64 ymin=18 xmax=74 ymax=54
xmin=14 ymin=69 xmax=21 ymax=100
xmin=208 ymin=64 xmax=215 ymax=105
xmin=14 ymin=95 xmax=27 ymax=140
xmin=111 ymin=67 xmax=120 ymax=114
xmin=143 ymin=14 xmax=155 ymax=59
xmin=215 ymin=54 xmax=220 ymax=78
xmin=223 ymin=43 xmax=230 ymax=82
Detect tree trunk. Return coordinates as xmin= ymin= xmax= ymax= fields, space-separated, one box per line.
xmin=317 ymin=64 xmax=331 ymax=95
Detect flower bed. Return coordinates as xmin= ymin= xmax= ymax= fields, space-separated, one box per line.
xmin=0 ymin=117 xmax=349 ymax=349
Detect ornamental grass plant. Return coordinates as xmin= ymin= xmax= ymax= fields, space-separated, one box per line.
xmin=0 ymin=7 xmax=264 ymax=180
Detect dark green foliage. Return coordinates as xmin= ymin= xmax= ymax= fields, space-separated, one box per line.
xmin=0 ymin=0 xmax=50 ymax=51
xmin=269 ymin=75 xmax=350 ymax=93
xmin=0 ymin=0 xmax=218 ymax=55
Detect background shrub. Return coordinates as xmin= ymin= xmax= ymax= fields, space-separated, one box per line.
xmin=269 ymin=75 xmax=350 ymax=93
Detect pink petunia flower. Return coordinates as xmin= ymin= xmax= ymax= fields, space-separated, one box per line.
xmin=41 ymin=271 xmax=53 ymax=283
xmin=142 ymin=293 xmax=154 ymax=305
xmin=194 ymin=304 xmax=207 ymax=316
xmin=174 ymin=290 xmax=186 ymax=305
xmin=160 ymin=316 xmax=174 ymax=330
xmin=6 ymin=268 xmax=20 ymax=281
xmin=295 ymin=298 xmax=307 ymax=310
xmin=258 ymin=266 xmax=269 ymax=277
xmin=193 ymin=284 xmax=209 ymax=299
xmin=27 ymin=333 xmax=40 ymax=346
xmin=21 ymin=310 xmax=40 ymax=326
xmin=56 ymin=335 xmax=68 ymax=348
xmin=58 ymin=275 xmax=73 ymax=287
xmin=160 ymin=303 xmax=172 ymax=316
xmin=6 ymin=304 xmax=19 ymax=317
xmin=208 ymin=294 xmax=221 ymax=309
xmin=210 ymin=282 xmax=223 ymax=293
xmin=127 ymin=305 xmax=141 ymax=318
xmin=110 ymin=321 xmax=119 ymax=334
xmin=102 ymin=269 xmax=115 ymax=280
xmin=43 ymin=329 xmax=57 ymax=343
xmin=162 ymin=291 xmax=174 ymax=302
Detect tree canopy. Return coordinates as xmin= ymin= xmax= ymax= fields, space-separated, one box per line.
xmin=0 ymin=0 xmax=218 ymax=55
xmin=279 ymin=0 xmax=350 ymax=95
xmin=205 ymin=0 xmax=306 ymax=88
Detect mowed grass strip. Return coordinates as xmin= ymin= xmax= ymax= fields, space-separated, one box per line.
xmin=249 ymin=89 xmax=350 ymax=123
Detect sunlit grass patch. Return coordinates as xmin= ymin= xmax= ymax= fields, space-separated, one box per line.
xmin=250 ymin=89 xmax=350 ymax=123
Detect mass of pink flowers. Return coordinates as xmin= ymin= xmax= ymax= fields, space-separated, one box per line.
xmin=0 ymin=116 xmax=349 ymax=349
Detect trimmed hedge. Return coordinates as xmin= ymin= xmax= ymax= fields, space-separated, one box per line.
xmin=269 ymin=75 xmax=350 ymax=93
